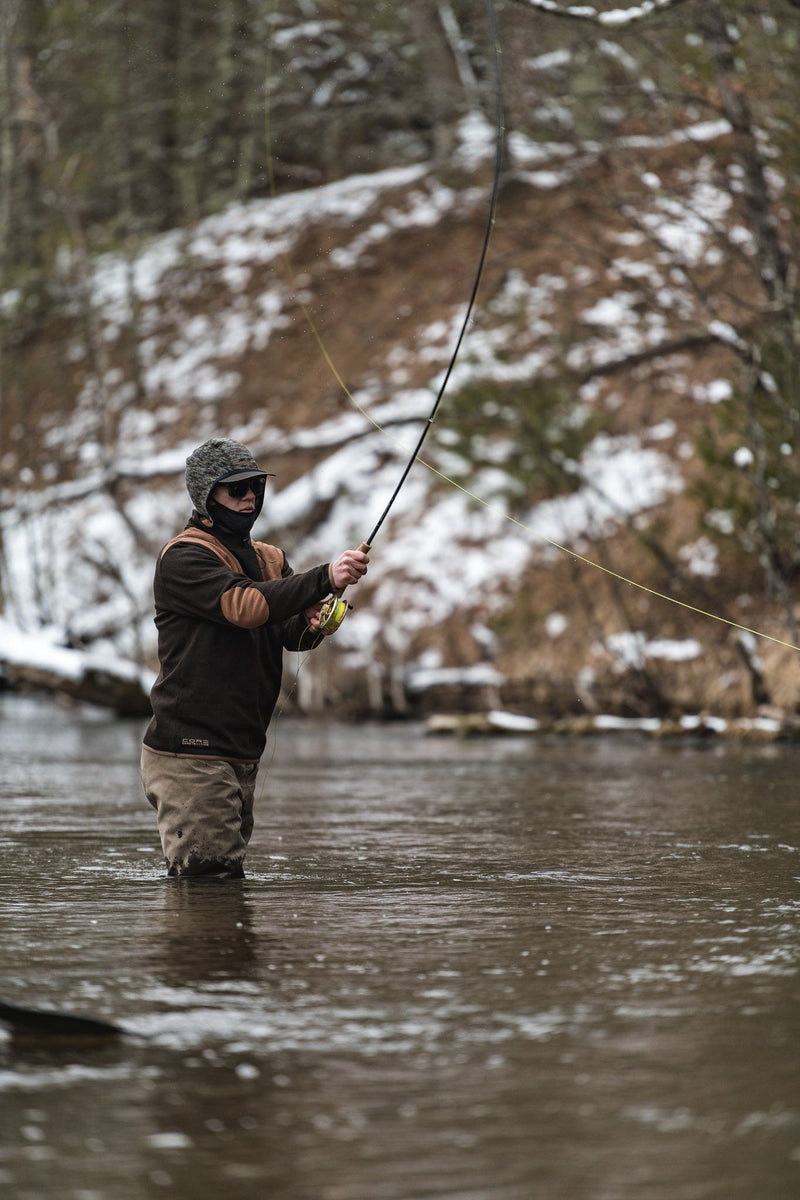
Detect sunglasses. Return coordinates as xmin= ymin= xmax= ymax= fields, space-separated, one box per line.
xmin=222 ymin=475 xmax=272 ymax=499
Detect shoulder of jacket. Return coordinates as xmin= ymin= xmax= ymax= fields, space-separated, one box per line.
xmin=160 ymin=528 xmax=241 ymax=572
xmin=251 ymin=541 xmax=285 ymax=580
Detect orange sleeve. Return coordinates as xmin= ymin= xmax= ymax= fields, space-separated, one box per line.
xmin=220 ymin=586 xmax=270 ymax=629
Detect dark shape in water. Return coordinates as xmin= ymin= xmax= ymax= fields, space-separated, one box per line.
xmin=0 ymin=998 xmax=131 ymax=1041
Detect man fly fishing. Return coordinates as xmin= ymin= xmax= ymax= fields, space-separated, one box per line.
xmin=140 ymin=437 xmax=369 ymax=879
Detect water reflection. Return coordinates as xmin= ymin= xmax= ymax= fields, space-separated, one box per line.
xmin=145 ymin=881 xmax=261 ymax=986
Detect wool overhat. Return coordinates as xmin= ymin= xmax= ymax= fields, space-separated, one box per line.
xmin=185 ymin=438 xmax=268 ymax=518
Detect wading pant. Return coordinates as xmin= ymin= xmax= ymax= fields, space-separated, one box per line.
xmin=141 ymin=746 xmax=258 ymax=878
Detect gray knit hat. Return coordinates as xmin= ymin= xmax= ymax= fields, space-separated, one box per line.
xmin=185 ymin=438 xmax=268 ymax=518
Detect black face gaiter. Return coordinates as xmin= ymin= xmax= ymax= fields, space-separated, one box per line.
xmin=208 ymin=504 xmax=258 ymax=539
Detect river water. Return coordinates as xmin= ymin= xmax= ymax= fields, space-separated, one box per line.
xmin=0 ymin=694 xmax=798 ymax=1200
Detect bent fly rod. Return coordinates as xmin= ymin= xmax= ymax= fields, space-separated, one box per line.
xmin=317 ymin=0 xmax=505 ymax=633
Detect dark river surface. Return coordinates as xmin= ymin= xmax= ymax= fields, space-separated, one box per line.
xmin=0 ymin=694 xmax=798 ymax=1200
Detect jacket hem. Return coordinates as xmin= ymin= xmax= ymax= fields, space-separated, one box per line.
xmin=141 ymin=744 xmax=260 ymax=765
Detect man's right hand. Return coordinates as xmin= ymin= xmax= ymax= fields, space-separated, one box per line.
xmin=329 ymin=549 xmax=369 ymax=591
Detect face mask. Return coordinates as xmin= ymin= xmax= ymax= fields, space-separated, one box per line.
xmin=210 ymin=505 xmax=258 ymax=538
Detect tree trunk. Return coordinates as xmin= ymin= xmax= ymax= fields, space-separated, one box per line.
xmin=408 ymin=3 xmax=468 ymax=163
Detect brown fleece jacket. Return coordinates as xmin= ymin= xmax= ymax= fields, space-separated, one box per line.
xmin=143 ymin=521 xmax=332 ymax=761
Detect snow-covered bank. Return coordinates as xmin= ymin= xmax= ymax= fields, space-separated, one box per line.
xmin=2 ymin=613 xmax=795 ymax=742
xmin=0 ymin=619 xmax=153 ymax=716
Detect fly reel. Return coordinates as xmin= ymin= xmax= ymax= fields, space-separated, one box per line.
xmin=317 ymin=594 xmax=351 ymax=633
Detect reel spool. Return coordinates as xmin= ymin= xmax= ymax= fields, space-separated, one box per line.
xmin=317 ymin=594 xmax=351 ymax=633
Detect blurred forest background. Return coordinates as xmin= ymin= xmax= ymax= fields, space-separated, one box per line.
xmin=1 ymin=0 xmax=800 ymax=724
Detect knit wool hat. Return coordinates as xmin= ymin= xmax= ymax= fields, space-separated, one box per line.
xmin=185 ymin=439 xmax=267 ymax=518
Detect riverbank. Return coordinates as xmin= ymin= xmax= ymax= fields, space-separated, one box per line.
xmin=425 ymin=707 xmax=800 ymax=742
xmin=4 ymin=611 xmax=800 ymax=738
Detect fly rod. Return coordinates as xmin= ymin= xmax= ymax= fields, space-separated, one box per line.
xmin=317 ymin=0 xmax=505 ymax=633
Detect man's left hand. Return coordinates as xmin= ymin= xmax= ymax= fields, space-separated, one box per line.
xmin=305 ymin=603 xmax=333 ymax=636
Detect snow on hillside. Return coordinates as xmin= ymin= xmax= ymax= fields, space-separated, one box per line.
xmin=0 ymin=115 xmax=738 ymax=700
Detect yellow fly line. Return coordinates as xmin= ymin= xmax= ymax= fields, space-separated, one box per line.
xmin=262 ymin=4 xmax=800 ymax=657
